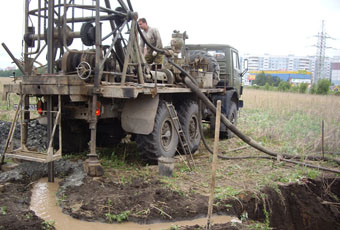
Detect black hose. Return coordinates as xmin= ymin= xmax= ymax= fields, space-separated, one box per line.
xmin=197 ymin=100 xmax=273 ymax=160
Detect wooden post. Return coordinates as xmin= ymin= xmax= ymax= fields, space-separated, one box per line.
xmin=206 ymin=100 xmax=221 ymax=230
xmin=322 ymin=120 xmax=325 ymax=159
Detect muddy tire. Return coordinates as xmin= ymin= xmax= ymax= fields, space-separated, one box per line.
xmin=136 ymin=101 xmax=179 ymax=160
xmin=221 ymin=101 xmax=237 ymax=139
xmin=177 ymin=101 xmax=201 ymax=154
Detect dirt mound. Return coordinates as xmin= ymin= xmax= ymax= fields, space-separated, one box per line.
xmin=0 ymin=120 xmax=48 ymax=153
xmin=59 ymin=176 xmax=209 ymax=223
xmin=262 ymin=178 xmax=340 ymax=230
xmin=59 ymin=175 xmax=340 ymax=229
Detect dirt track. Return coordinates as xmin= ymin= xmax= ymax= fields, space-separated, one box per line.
xmin=1 ymin=120 xmax=340 ymax=229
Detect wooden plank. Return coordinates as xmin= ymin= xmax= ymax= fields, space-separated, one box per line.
xmin=206 ymin=100 xmax=222 ymax=229
xmin=6 ymin=149 xmax=62 ymax=163
xmin=22 ymin=75 xmax=84 ymax=85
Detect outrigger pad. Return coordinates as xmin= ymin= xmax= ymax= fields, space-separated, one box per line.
xmin=83 ymin=159 xmax=104 ymax=177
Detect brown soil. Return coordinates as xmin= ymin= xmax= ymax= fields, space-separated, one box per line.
xmin=60 ymin=176 xmax=210 ymax=223
xmin=60 ymin=170 xmax=340 ymax=230
xmin=0 ymin=177 xmax=53 ymax=230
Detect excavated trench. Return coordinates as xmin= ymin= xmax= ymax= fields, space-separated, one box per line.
xmin=1 ymin=121 xmax=340 ymax=230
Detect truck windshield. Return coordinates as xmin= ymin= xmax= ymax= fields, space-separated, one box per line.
xmin=207 ymin=50 xmax=225 ymax=60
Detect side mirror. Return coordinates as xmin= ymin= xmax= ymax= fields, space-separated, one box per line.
xmin=241 ymin=59 xmax=248 ymax=77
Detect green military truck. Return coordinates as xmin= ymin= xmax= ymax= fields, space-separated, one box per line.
xmin=1 ymin=0 xmax=247 ymax=176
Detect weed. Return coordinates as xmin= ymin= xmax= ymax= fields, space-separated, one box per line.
xmin=107 ymin=198 xmax=113 ymax=206
xmin=62 ymin=151 xmax=88 ymax=161
xmin=25 ymin=212 xmax=33 ymax=220
xmin=42 ymin=220 xmax=55 ymax=230
xmin=214 ymin=186 xmax=240 ymax=200
xmin=177 ymin=162 xmax=191 ymax=173
xmin=134 ymin=208 xmax=150 ymax=216
xmin=1 ymin=206 xmax=7 ymax=215
xmin=160 ymin=177 xmax=182 ymax=195
xmin=56 ymin=189 xmax=67 ymax=206
xmin=105 ymin=211 xmax=130 ymax=223
xmin=169 ymin=225 xmax=179 ymax=230
xmin=240 ymin=211 xmax=248 ymax=221
xmin=248 ymin=222 xmax=270 ymax=230
xmin=225 ymin=203 xmax=233 ymax=211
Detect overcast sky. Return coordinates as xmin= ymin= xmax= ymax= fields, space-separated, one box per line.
xmin=0 ymin=0 xmax=340 ymax=69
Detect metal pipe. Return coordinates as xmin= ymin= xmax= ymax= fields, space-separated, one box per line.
xmin=63 ymin=0 xmax=71 ymax=52
xmin=88 ymin=0 xmax=101 ymax=158
xmin=47 ymin=0 xmax=55 ymax=183
xmin=24 ymin=0 xmax=29 ymax=73
xmin=65 ymin=14 xmax=115 ymax=23
xmin=100 ymin=20 xmax=128 ymax=70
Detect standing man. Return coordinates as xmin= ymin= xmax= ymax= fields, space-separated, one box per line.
xmin=138 ymin=18 xmax=163 ymax=67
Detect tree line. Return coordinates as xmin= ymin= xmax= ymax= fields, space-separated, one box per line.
xmin=252 ymin=71 xmax=335 ymax=95
xmin=0 ymin=69 xmax=23 ymax=77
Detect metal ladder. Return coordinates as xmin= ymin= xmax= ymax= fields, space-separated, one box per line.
xmin=0 ymin=95 xmax=62 ymax=166
xmin=166 ymin=102 xmax=195 ymax=170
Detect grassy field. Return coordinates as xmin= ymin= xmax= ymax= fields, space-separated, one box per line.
xmin=240 ymin=88 xmax=340 ymax=155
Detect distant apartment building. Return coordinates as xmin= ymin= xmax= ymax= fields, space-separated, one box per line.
xmin=243 ymin=54 xmax=335 ymax=84
xmin=331 ymin=63 xmax=340 ymax=85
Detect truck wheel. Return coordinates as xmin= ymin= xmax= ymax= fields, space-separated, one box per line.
xmin=136 ymin=101 xmax=179 ymax=160
xmin=177 ymin=101 xmax=201 ymax=154
xmin=221 ymin=101 xmax=237 ymax=139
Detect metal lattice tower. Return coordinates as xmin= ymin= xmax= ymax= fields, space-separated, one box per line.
xmin=314 ymin=20 xmax=333 ymax=84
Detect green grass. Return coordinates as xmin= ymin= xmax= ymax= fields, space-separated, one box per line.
xmin=214 ymin=186 xmax=241 ymax=200
xmin=238 ymin=107 xmax=338 ymax=155
xmin=105 ymin=210 xmax=130 ymax=223
xmin=1 ymin=206 xmax=7 ymax=215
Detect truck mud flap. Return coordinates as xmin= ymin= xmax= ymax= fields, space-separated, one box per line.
xmin=121 ymin=95 xmax=159 ymax=135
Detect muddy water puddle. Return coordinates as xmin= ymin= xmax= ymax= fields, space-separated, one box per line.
xmin=30 ymin=178 xmax=238 ymax=230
